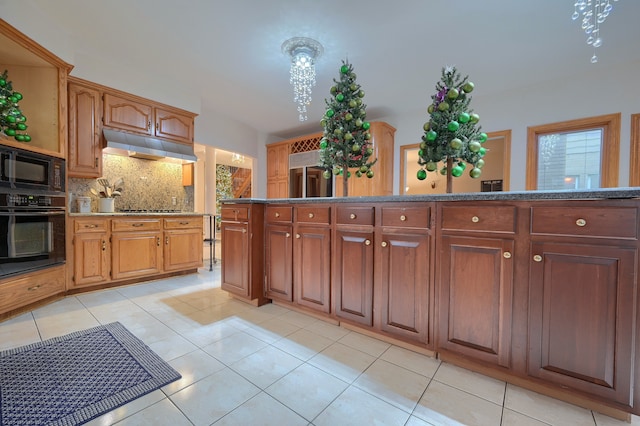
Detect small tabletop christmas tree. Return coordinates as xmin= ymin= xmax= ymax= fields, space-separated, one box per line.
xmin=417 ymin=66 xmax=486 ymax=193
xmin=319 ymin=60 xmax=375 ymax=197
xmin=0 ymin=70 xmax=30 ymax=142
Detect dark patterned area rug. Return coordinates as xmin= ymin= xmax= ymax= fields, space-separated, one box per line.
xmin=0 ymin=322 xmax=181 ymax=426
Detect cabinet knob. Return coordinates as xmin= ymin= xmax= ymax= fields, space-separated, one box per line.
xmin=147 ymin=120 xmax=151 ymax=130
xmin=285 ymin=232 xmax=290 ymax=238
xmin=243 ymin=229 xmax=247 ymax=234
xmin=533 ymin=254 xmax=542 ymax=262
xmin=576 ymin=218 xmax=587 ymax=227
xmin=471 ymin=216 xmax=480 ymax=223
xmin=296 ymin=233 xmax=301 ymax=239
xmin=308 ymin=213 xmax=314 ymax=218
xmin=94 ymin=157 xmax=99 ymax=168
xmin=503 ymin=251 xmax=512 ymax=259
xmin=350 ymin=213 xmax=357 ymax=219
xmin=102 ymin=240 xmax=106 ymax=251
xmin=166 ymin=236 xmax=169 ymax=245
xmin=365 ymin=239 xmax=371 ymax=246
xmin=381 ymin=241 xmax=388 ymax=247
xmin=400 ymin=215 xmax=407 ymax=221
xmin=157 ymin=237 xmax=161 ymax=246
xmin=275 ymin=212 xmax=280 ymax=218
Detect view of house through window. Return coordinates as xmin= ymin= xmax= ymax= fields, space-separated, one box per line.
xmin=537 ymin=129 xmax=602 ymax=190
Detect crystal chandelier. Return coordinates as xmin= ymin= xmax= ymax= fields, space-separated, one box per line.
xmin=572 ymin=0 xmax=619 ymax=63
xmin=282 ymin=37 xmax=323 ymax=121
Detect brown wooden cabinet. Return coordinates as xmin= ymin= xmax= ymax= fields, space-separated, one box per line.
xmin=220 ymin=204 xmax=267 ymax=305
xmin=68 ymin=80 xmax=102 ymax=177
xmin=111 ymin=218 xmax=162 ymax=280
xmin=265 ymin=206 xmax=293 ymax=301
xmin=527 ymin=202 xmax=639 ymax=408
xmin=437 ymin=204 xmax=517 ymax=367
xmin=0 ymin=265 xmax=66 ymax=318
xmin=154 ymin=107 xmax=194 ymax=144
xmin=294 ymin=205 xmax=331 ymax=313
xmin=71 ymin=218 xmax=110 ymax=287
xmin=266 ymin=142 xmax=290 ymax=198
xmin=163 ymin=217 xmax=204 ymax=271
xmin=377 ymin=204 xmax=433 ymax=345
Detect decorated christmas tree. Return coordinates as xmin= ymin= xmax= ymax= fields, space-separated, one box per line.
xmin=417 ymin=66 xmax=486 ymax=193
xmin=0 ymin=70 xmax=30 ymax=142
xmin=319 ymin=60 xmax=375 ymax=197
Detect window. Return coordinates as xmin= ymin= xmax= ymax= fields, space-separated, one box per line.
xmin=526 ymin=113 xmax=620 ymax=190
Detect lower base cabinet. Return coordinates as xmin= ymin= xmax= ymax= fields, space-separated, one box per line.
xmin=220 ymin=221 xmax=250 ymax=297
xmin=111 ymin=230 xmax=162 ymax=281
xmin=265 ymin=223 xmax=293 ymax=301
xmin=294 ymin=224 xmax=331 ymax=313
xmin=0 ymin=265 xmax=66 ymax=317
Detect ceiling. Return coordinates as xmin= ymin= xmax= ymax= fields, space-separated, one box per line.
xmin=26 ymin=0 xmax=640 ymax=139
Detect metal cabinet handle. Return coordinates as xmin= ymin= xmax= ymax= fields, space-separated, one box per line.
xmin=471 ymin=216 xmax=480 ymax=223
xmin=157 ymin=237 xmax=161 ymax=246
xmin=308 ymin=213 xmax=314 ymax=218
xmin=400 ymin=215 xmax=407 ymax=221
xmin=381 ymin=241 xmax=388 ymax=247
xmin=84 ymin=224 xmax=97 ymax=228
xmin=156 ymin=122 xmax=159 ymax=129
xmin=350 ymin=213 xmax=357 ymax=219
xmin=94 ymin=157 xmax=99 ymax=167
xmin=285 ymin=232 xmax=290 ymax=238
xmin=365 ymin=239 xmax=371 ymax=246
xmin=102 ymin=240 xmax=106 ymax=251
xmin=296 ymin=233 xmax=301 ymax=239
xmin=179 ymin=221 xmax=190 ymax=225
xmin=576 ymin=218 xmax=586 ymax=227
xmin=165 ymin=236 xmax=169 ymax=245
xmin=275 ymin=212 xmax=280 ymax=218
xmin=132 ymin=223 xmax=144 ymax=227
xmin=503 ymin=251 xmax=512 ymax=259
xmin=27 ymin=284 xmax=42 ymax=292
xmin=147 ymin=120 xmax=151 ymax=130
xmin=533 ymin=255 xmax=542 ymax=262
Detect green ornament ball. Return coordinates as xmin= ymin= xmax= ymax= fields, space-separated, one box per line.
xmin=0 ymin=99 xmax=6 ymax=106
xmin=355 ymin=118 xmax=363 ymax=127
xmin=6 ymin=116 xmax=16 ymax=123
xmin=5 ymin=129 xmax=16 ymax=136
xmin=340 ymin=64 xmax=349 ymax=74
xmin=427 ymin=104 xmax=435 ymax=114
xmin=418 ymin=149 xmax=424 ymax=157
xmin=320 ymin=140 xmax=327 ymax=149
xmin=426 ymin=130 xmax=437 ymax=141
xmin=356 ymin=170 xmax=362 ymax=178
xmin=450 ymin=138 xmax=463 ymax=149
xmin=423 ymin=122 xmax=431 ymax=131
xmin=333 ymin=167 xmax=341 ymax=175
xmin=18 ymin=115 xmax=25 ymax=122
xmin=447 ymin=88 xmax=459 ymax=99
xmin=320 ymin=119 xmax=326 ymax=127
xmin=362 ymin=122 xmax=371 ymax=130
xmin=17 ymin=123 xmax=27 ymax=131
xmin=458 ymin=112 xmax=470 ymax=123
xmin=420 ymin=142 xmax=427 ymax=150
xmin=457 ymin=161 xmax=467 ymax=170
xmin=330 ymin=86 xmax=337 ymax=94
xmin=336 ymin=93 xmax=345 ymax=102
xmin=326 ymin=109 xmax=335 ymax=117
xmin=438 ymin=101 xmax=450 ymax=111
xmin=334 ymin=128 xmax=343 ymax=136
xmin=8 ymin=96 xmax=17 ymax=103
xmin=360 ymin=165 xmax=369 ymax=173
xmin=13 ymin=92 xmax=22 ymax=101
xmin=470 ymin=167 xmax=482 ymax=178
xmin=365 ymin=147 xmax=373 ymax=156
xmin=349 ymin=100 xmax=357 ymax=108
xmin=344 ymin=132 xmax=353 ymax=141
xmin=15 ymin=134 xmax=25 ymax=142
xmin=23 ymin=135 xmax=31 ymax=142
xmin=345 ymin=113 xmax=353 ymax=121
xmin=448 ymin=121 xmax=460 ymax=132
xmin=451 ymin=166 xmax=464 ymax=177
xmin=469 ymin=141 xmax=482 ymax=152
xmin=479 ymin=132 xmax=488 ymax=142
xmin=463 ymin=81 xmax=475 ymax=93
xmin=470 ymin=113 xmax=480 ymax=123
xmin=366 ymin=170 xmax=374 ymax=178
xmin=352 ymin=143 xmax=361 ymax=152
xmin=426 ymin=161 xmax=438 ymax=172
xmin=323 ymin=170 xmax=332 ymax=179
xmin=440 ymin=167 xmax=448 ymax=176
xmin=347 ymin=171 xmax=352 ymax=178
xmin=476 ymin=159 xmax=485 ymax=169
xmin=364 ymin=132 xmax=371 ymax=140
xmin=350 ymin=83 xmax=357 ymax=91
xmin=0 ymin=79 xmax=5 ymax=86
xmin=358 ymin=90 xmax=365 ymax=98
xmin=417 ymin=169 xmax=427 ymax=180
xmin=479 ymin=147 xmax=486 ymax=156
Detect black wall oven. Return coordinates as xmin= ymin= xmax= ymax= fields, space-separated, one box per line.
xmin=0 ymin=145 xmax=66 ymax=278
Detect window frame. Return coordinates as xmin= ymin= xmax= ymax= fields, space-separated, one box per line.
xmin=526 ymin=113 xmax=621 ymax=190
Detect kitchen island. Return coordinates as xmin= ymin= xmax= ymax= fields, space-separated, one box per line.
xmin=220 ymin=188 xmax=640 ymax=420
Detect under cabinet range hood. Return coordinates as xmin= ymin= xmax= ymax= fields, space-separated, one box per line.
xmin=103 ymin=128 xmax=197 ymax=162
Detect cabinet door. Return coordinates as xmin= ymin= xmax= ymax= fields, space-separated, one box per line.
xmin=68 ymin=83 xmax=102 ymax=178
xmin=154 ymin=107 xmax=194 ymax=144
xmin=379 ymin=231 xmax=431 ymax=344
xmin=220 ymin=221 xmax=250 ymax=297
xmin=103 ymin=93 xmax=152 ymax=135
xmin=294 ymin=225 xmax=331 ymax=313
xmin=265 ymin=224 xmax=293 ymax=301
xmin=72 ymin=232 xmax=109 ymax=287
xmin=528 ymin=242 xmax=636 ymax=406
xmin=266 ymin=143 xmax=289 ymax=198
xmin=163 ymin=229 xmax=202 ymax=271
xmin=438 ymin=235 xmax=514 ymax=367
xmin=111 ymin=231 xmax=162 ymax=280
xmin=334 ymin=229 xmax=374 ymax=326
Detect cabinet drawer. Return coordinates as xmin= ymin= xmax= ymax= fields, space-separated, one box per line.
xmin=112 ymin=218 xmax=161 ymax=232
xmin=441 ymin=206 xmax=517 ymax=233
xmin=164 ymin=216 xmax=203 ymax=229
xmin=0 ymin=266 xmax=65 ymax=313
xmin=74 ymin=218 xmax=109 ymax=233
xmin=296 ymin=206 xmax=331 ymax=224
xmin=266 ymin=206 xmax=293 ymax=223
xmin=381 ymin=206 xmax=430 ymax=228
xmin=336 ymin=206 xmax=374 ymax=226
xmin=221 ymin=206 xmax=249 ymax=221
xmin=530 ymin=206 xmax=638 ymax=239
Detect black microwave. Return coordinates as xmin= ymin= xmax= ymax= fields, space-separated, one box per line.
xmin=0 ymin=145 xmax=65 ymax=193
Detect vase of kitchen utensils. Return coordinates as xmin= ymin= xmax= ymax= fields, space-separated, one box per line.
xmin=99 ymin=198 xmax=115 ymax=213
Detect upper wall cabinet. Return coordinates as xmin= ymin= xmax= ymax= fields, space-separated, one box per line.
xmin=0 ymin=19 xmax=73 ymax=157
xmin=68 ymin=79 xmax=102 ymax=177
xmin=104 ymin=93 xmax=195 ymax=144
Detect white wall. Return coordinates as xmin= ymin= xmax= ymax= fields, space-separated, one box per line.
xmin=381 ymin=58 xmax=640 ymax=193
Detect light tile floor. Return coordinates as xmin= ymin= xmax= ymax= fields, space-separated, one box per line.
xmin=1 ymin=265 xmax=639 ymax=426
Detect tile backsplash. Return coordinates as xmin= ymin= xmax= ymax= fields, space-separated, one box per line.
xmin=68 ymin=154 xmax=194 ymax=213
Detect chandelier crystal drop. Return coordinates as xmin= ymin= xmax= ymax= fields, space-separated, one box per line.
xmin=572 ymin=0 xmax=619 ymax=63
xmin=282 ymin=37 xmax=323 ymax=121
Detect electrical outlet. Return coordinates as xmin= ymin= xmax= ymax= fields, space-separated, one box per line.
xmin=172 ymin=196 xmax=177 ymax=205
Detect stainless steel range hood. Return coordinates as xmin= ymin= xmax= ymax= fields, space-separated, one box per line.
xmin=103 ymin=128 xmax=197 ymax=162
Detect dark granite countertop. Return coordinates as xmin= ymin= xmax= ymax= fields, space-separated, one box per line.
xmin=222 ymin=188 xmax=640 ymax=204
